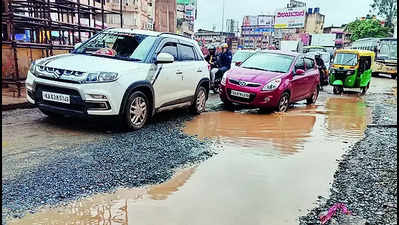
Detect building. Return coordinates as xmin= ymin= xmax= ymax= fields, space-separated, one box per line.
xmin=241 ymin=15 xmax=275 ymax=49
xmin=154 ymin=0 xmax=176 ymax=32
xmin=176 ymin=0 xmax=197 ymax=37
xmin=304 ymin=7 xmax=325 ymax=34
xmin=273 ymin=2 xmax=309 ymax=48
xmin=394 ymin=17 xmax=397 ymax=38
xmin=194 ymin=29 xmax=235 ymax=47
xmin=101 ymin=0 xmax=154 ymax=30
xmin=323 ymin=25 xmax=351 ymax=48
xmin=226 ymin=19 xmax=239 ymax=33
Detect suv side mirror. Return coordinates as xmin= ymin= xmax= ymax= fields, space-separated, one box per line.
xmin=295 ymin=69 xmax=305 ymax=75
xmin=74 ymin=42 xmax=82 ymax=49
xmin=156 ymin=53 xmax=174 ymax=64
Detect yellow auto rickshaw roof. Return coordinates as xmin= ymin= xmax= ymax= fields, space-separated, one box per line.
xmin=336 ymin=49 xmax=375 ymax=57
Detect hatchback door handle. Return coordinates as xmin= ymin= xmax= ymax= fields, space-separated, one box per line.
xmin=176 ymin=71 xmax=183 ymax=75
xmin=197 ymin=69 xmax=202 ymax=72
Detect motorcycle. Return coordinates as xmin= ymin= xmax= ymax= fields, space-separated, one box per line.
xmin=206 ymin=54 xmax=221 ymax=93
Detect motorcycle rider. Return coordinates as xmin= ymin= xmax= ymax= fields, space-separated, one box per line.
xmin=215 ymin=43 xmax=232 ymax=81
xmin=315 ymin=54 xmax=327 ymax=90
xmin=205 ymin=46 xmax=217 ymax=70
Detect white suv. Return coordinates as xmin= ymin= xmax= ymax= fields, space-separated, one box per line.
xmin=25 ymin=28 xmax=210 ymax=130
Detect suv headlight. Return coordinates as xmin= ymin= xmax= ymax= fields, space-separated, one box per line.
xmin=262 ymin=78 xmax=281 ymax=91
xmin=83 ymin=72 xmax=119 ymax=83
xmin=221 ymin=74 xmax=227 ymax=86
xmin=29 ymin=61 xmax=37 ymax=76
xmin=346 ymin=70 xmax=355 ymax=75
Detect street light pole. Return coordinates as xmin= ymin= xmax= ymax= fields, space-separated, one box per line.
xmin=221 ymin=0 xmax=224 ymax=32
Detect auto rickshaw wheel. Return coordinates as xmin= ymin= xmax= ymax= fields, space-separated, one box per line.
xmin=333 ymin=86 xmax=343 ymax=95
xmin=361 ymin=82 xmax=370 ymax=95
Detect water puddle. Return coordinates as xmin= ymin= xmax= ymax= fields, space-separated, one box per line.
xmin=10 ymin=96 xmax=371 ymax=225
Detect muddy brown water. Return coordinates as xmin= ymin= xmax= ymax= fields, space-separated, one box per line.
xmin=10 ymin=95 xmax=372 ymax=225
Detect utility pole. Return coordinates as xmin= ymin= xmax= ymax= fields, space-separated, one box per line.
xmin=221 ymin=0 xmax=224 ymax=32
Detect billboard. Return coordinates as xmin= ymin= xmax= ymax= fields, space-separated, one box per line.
xmin=242 ymin=16 xmax=258 ymax=26
xmin=257 ymin=15 xmax=274 ymax=27
xmin=274 ymin=7 xmax=306 ymax=28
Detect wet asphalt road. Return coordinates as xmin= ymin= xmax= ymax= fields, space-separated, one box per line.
xmin=2 ymin=76 xmax=397 ymax=224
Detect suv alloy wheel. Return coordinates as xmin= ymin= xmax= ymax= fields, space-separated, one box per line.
xmin=124 ymin=91 xmax=149 ymax=130
xmin=191 ymin=86 xmax=207 ymax=114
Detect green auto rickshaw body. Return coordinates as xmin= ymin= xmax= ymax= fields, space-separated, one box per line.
xmin=330 ymin=49 xmax=375 ymax=91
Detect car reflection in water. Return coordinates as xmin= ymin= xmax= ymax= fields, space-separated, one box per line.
xmin=184 ymin=111 xmax=316 ymax=156
xmin=8 ymin=167 xmax=197 ymax=225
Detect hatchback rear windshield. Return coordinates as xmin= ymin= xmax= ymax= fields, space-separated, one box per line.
xmin=240 ymin=52 xmax=295 ymax=73
xmin=333 ymin=53 xmax=358 ymax=66
xmin=73 ymin=32 xmax=157 ymax=61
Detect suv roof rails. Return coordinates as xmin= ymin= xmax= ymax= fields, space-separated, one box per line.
xmin=158 ymin=32 xmax=192 ymax=39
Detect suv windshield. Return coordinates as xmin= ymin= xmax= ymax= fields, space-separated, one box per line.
xmin=73 ymin=32 xmax=157 ymax=61
xmin=333 ymin=53 xmax=358 ymax=66
xmin=241 ymin=52 xmax=295 ymax=73
xmin=232 ymin=51 xmax=255 ymax=63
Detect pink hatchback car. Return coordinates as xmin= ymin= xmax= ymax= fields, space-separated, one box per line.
xmin=219 ymin=50 xmax=320 ymax=112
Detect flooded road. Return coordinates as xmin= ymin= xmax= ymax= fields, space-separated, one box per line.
xmin=9 ymin=88 xmax=374 ymax=225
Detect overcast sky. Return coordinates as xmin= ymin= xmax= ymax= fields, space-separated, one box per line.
xmin=194 ymin=0 xmax=374 ymax=31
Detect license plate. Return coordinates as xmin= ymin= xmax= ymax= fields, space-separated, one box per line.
xmin=42 ymin=91 xmax=70 ymax=104
xmin=231 ymin=90 xmax=250 ymax=99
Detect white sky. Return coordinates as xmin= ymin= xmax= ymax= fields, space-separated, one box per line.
xmin=194 ymin=0 xmax=374 ymax=31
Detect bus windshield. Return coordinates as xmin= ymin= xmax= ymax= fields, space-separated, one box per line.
xmin=378 ymin=40 xmax=397 ymax=60
xmin=333 ymin=53 xmax=358 ymax=66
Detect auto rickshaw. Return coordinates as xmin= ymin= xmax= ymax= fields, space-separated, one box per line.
xmin=329 ymin=49 xmax=374 ymax=95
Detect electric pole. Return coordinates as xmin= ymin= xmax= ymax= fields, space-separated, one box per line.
xmin=221 ymin=0 xmax=225 ymax=32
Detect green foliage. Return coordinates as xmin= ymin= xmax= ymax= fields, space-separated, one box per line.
xmin=347 ymin=19 xmax=390 ymax=41
xmin=370 ymin=0 xmax=397 ymax=28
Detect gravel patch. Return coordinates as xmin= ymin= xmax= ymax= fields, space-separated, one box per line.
xmin=299 ymin=91 xmax=397 ymax=225
xmin=2 ymin=109 xmax=216 ymax=224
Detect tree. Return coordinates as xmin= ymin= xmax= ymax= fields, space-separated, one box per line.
xmin=370 ymin=0 xmax=397 ymax=28
xmin=346 ymin=19 xmax=390 ymax=41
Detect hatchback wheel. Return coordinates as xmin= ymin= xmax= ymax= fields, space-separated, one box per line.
xmin=124 ymin=91 xmax=149 ymax=130
xmin=277 ymin=92 xmax=290 ymax=112
xmin=306 ymin=86 xmax=319 ymax=105
xmin=191 ymin=86 xmax=207 ymax=114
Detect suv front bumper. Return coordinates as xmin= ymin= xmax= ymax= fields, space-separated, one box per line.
xmin=26 ymin=71 xmax=123 ymax=117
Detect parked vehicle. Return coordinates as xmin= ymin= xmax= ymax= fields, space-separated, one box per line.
xmin=231 ymin=50 xmax=256 ymax=68
xmin=350 ymin=37 xmax=397 ymax=79
xmin=25 ymin=28 xmax=210 ymax=130
xmin=219 ymin=50 xmax=320 ymax=112
xmin=329 ymin=49 xmax=374 ymax=95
